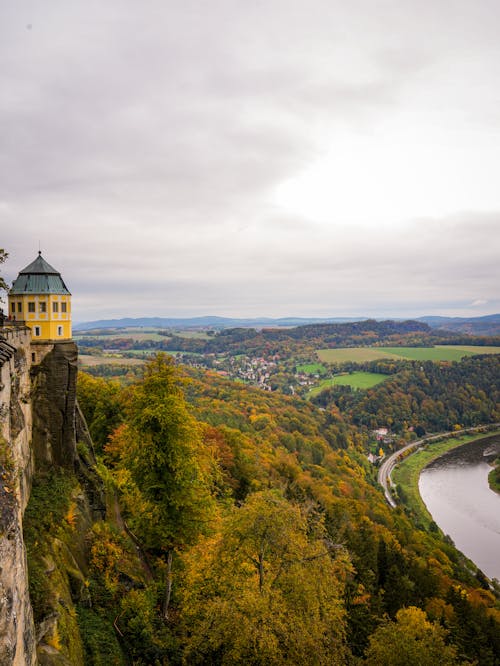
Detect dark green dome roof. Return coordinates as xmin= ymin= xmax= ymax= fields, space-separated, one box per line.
xmin=10 ymin=252 xmax=71 ymax=295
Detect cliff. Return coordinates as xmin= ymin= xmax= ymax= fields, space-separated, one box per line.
xmin=0 ymin=327 xmax=36 ymax=666
xmin=0 ymin=328 xmax=104 ymax=665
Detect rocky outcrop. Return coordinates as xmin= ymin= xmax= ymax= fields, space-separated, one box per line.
xmin=0 ymin=332 xmax=104 ymax=665
xmin=31 ymin=343 xmax=78 ymax=472
xmin=0 ymin=328 xmax=36 ymax=666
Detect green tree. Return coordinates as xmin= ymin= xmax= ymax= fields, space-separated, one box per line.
xmin=77 ymin=372 xmax=123 ymax=452
xmin=364 ymin=606 xmax=460 ymax=665
xmin=0 ymin=248 xmax=8 ymax=302
xmin=117 ymin=354 xmax=216 ymax=618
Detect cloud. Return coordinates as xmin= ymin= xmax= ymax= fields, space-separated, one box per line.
xmin=1 ymin=2 xmax=499 ymax=320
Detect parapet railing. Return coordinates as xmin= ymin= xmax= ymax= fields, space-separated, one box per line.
xmin=0 ymin=337 xmax=17 ymax=366
xmin=0 ymin=322 xmax=31 ymax=347
xmin=0 ymin=318 xmax=26 ymax=328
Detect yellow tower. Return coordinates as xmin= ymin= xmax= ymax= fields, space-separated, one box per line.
xmin=8 ymin=252 xmax=72 ymax=340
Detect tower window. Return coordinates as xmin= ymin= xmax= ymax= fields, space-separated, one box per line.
xmin=39 ymin=302 xmax=47 ymax=313
xmin=57 ymin=326 xmax=63 ymax=336
xmin=61 ymin=302 xmax=67 ymax=313
xmin=11 ymin=302 xmax=15 ymax=313
xmin=28 ymin=302 xmax=36 ymax=313
xmin=34 ymin=326 xmax=41 ymax=337
xmin=52 ymin=302 xmax=59 ymax=313
xmin=17 ymin=302 xmax=22 ymax=313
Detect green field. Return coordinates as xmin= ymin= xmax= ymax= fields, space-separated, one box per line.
xmin=174 ymin=330 xmax=213 ymax=340
xmin=317 ymin=345 xmax=500 ymax=364
xmin=318 ymin=348 xmax=401 ymax=362
xmin=440 ymin=345 xmax=500 ymax=355
xmin=79 ymin=354 xmax=145 ymax=367
xmin=296 ymin=363 xmax=327 ymax=375
xmin=308 ymin=371 xmax=388 ymax=397
xmin=75 ymin=331 xmax=168 ymax=342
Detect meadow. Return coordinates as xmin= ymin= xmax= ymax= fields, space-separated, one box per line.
xmin=296 ymin=362 xmax=327 ymax=374
xmin=74 ymin=330 xmax=168 ymax=342
xmin=308 ymin=371 xmax=388 ymax=397
xmin=78 ymin=354 xmax=145 ymax=367
xmin=317 ymin=345 xmax=500 ymax=363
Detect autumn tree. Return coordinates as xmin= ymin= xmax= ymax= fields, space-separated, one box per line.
xmin=113 ymin=354 xmax=217 ymax=618
xmin=180 ymin=490 xmax=351 ymax=665
xmin=364 ymin=606 xmax=460 ymax=665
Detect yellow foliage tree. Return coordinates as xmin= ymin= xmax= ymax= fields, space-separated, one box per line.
xmin=180 ymin=490 xmax=352 ymax=665
xmin=364 ymin=606 xmax=460 ymax=665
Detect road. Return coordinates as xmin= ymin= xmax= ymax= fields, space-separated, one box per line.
xmin=377 ymin=425 xmax=499 ymax=508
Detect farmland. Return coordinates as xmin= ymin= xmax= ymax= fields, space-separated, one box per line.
xmin=308 ymin=371 xmax=388 ymax=397
xmin=74 ymin=330 xmax=168 ymax=342
xmin=317 ymin=345 xmax=500 ymax=363
xmin=296 ymin=362 xmax=327 ymax=374
xmin=79 ymin=354 xmax=145 ymax=367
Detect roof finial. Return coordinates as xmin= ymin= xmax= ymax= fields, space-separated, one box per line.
xmin=38 ymin=240 xmax=41 ymax=256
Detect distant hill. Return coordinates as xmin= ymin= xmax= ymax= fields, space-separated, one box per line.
xmin=418 ymin=314 xmax=500 ymax=335
xmin=74 ymin=313 xmax=500 ymax=335
xmin=73 ymin=316 xmax=363 ymax=331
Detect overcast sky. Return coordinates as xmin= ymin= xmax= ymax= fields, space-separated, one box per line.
xmin=1 ymin=1 xmax=499 ymax=322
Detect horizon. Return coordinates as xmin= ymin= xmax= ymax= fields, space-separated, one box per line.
xmin=71 ymin=311 xmax=500 ymax=329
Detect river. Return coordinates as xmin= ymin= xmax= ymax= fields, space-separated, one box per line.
xmin=419 ymin=434 xmax=500 ymax=581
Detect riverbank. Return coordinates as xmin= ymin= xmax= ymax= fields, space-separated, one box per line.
xmin=489 ymin=459 xmax=500 ymax=493
xmin=391 ymin=430 xmax=500 ymax=531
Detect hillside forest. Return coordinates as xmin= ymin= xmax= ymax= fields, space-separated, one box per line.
xmin=25 ymin=320 xmax=500 ymax=664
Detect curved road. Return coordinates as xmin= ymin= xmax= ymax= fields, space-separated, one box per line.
xmin=377 ymin=425 xmax=499 ymax=508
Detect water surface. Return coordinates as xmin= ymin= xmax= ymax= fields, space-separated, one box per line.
xmin=419 ymin=435 xmax=500 ymax=580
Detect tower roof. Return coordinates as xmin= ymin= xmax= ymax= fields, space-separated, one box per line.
xmin=10 ymin=252 xmax=71 ymax=295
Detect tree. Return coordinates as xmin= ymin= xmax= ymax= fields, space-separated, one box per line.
xmin=364 ymin=606 xmax=460 ymax=665
xmin=76 ymin=372 xmax=123 ymax=452
xmin=0 ymin=248 xmax=8 ymax=303
xmin=180 ymin=490 xmax=351 ymax=664
xmin=114 ymin=354 xmax=217 ymax=619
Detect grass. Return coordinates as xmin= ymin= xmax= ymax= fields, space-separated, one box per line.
xmin=488 ymin=461 xmax=500 ymax=494
xmin=331 ymin=372 xmax=388 ymax=388
xmin=296 ymin=363 xmax=327 ymax=374
xmin=317 ymin=345 xmax=500 ymax=364
xmin=392 ymin=430 xmax=500 ymax=529
xmin=317 ymin=348 xmax=401 ymax=363
xmin=437 ymin=345 xmax=500 ymax=355
xmin=75 ymin=331 xmax=168 ymax=342
xmin=79 ymin=355 xmax=145 ymax=367
xmin=308 ymin=371 xmax=388 ymax=397
xmin=380 ymin=346 xmax=477 ymax=361
xmin=174 ymin=330 xmax=212 ymax=340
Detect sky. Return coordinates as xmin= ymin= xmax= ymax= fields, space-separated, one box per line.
xmin=1 ymin=0 xmax=499 ymax=323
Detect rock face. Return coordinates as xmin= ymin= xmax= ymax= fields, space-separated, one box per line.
xmin=0 ymin=328 xmax=36 ymax=666
xmin=0 ymin=332 xmax=102 ymax=665
xmin=31 ymin=343 xmax=78 ymax=472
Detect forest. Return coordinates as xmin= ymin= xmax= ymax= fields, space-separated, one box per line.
xmin=311 ymin=355 xmax=500 ymax=434
xmin=34 ymin=348 xmax=498 ymax=665
xmin=77 ymin=319 xmax=464 ymax=358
